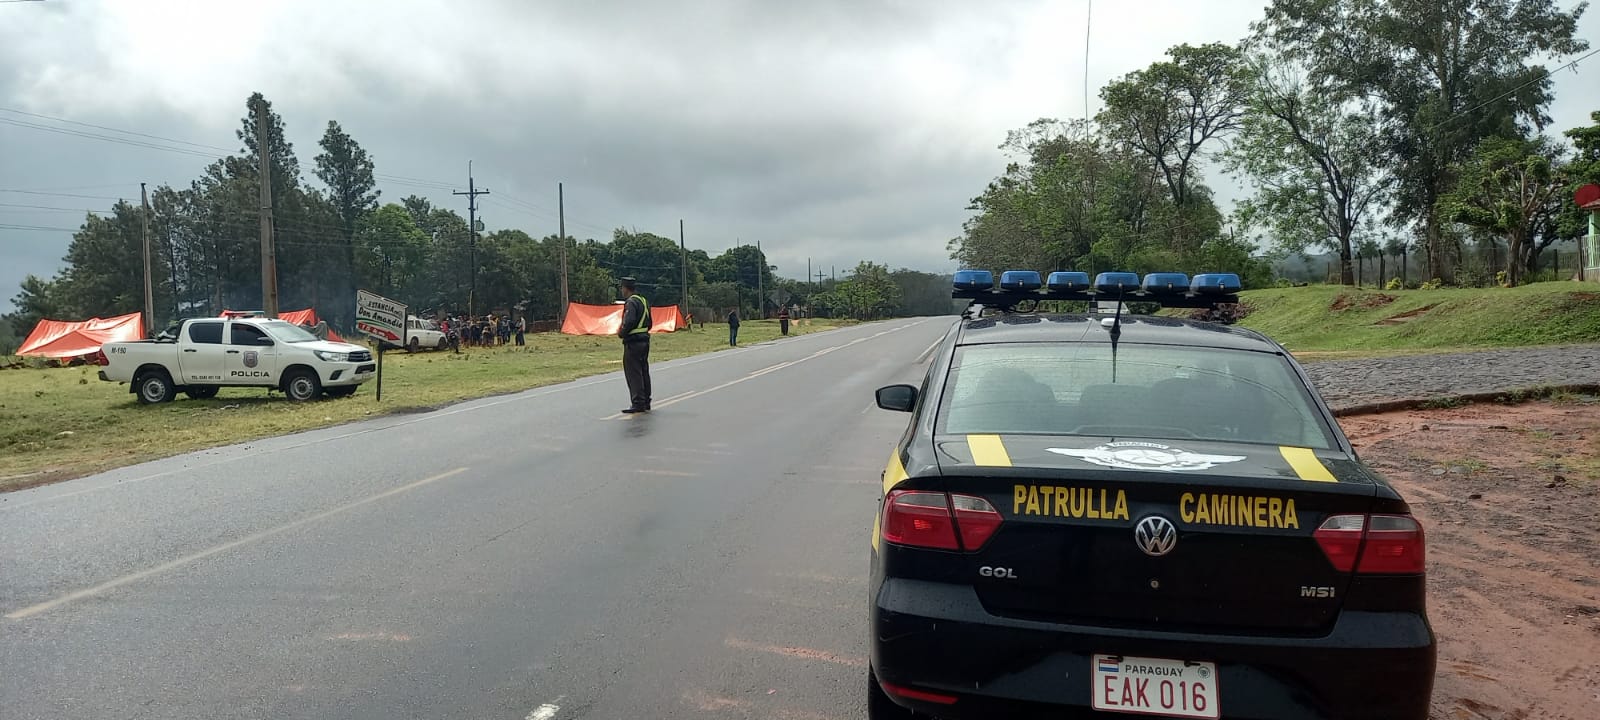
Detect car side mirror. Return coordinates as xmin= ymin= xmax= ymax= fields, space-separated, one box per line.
xmin=876 ymin=384 xmax=918 ymax=412
xmin=256 ymin=337 xmax=275 ymax=346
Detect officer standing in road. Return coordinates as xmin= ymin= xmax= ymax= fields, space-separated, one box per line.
xmin=727 ymin=307 xmax=740 ymax=346
xmin=618 ymin=277 xmax=652 ymax=414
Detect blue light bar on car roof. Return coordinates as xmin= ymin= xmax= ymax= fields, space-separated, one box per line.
xmin=953 ymin=269 xmax=994 ymax=291
xmin=951 ymin=269 xmax=1241 ymax=311
xmin=1190 ymin=273 xmax=1242 ymax=294
xmin=1093 ymin=272 xmax=1140 ymax=294
xmin=1141 ymin=272 xmax=1190 ymax=294
xmin=999 ymin=270 xmax=1042 ymax=291
xmin=1046 ymin=271 xmax=1090 ymax=292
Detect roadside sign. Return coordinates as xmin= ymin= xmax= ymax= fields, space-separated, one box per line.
xmin=356 ymin=289 xmax=406 ymax=343
xmin=356 ymin=289 xmax=406 ymax=403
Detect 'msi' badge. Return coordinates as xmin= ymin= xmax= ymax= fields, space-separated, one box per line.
xmin=243 ymin=351 xmax=259 ymax=368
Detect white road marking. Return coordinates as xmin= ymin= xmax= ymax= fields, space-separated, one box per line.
xmin=4 ymin=467 xmax=470 ymax=620
xmin=525 ymin=702 xmax=561 ymax=720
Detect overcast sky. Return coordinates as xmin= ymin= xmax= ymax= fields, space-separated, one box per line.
xmin=2 ymin=0 xmax=1596 ymax=312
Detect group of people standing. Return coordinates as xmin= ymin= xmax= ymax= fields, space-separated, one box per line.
xmin=439 ymin=314 xmax=526 ymax=349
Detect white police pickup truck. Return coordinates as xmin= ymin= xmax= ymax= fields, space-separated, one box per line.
xmin=99 ymin=317 xmax=376 ymax=403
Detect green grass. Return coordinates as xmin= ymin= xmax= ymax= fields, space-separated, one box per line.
xmin=1236 ymin=282 xmax=1600 ymax=355
xmin=0 ymin=319 xmax=848 ymax=490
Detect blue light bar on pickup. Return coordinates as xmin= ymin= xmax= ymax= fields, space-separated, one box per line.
xmin=953 ymin=269 xmax=995 ymax=291
xmin=1046 ymin=271 xmax=1090 ymax=292
xmin=1141 ymin=272 xmax=1190 ymax=294
xmin=999 ymin=270 xmax=1042 ymax=291
xmin=1093 ymin=272 xmax=1140 ymax=294
xmin=1190 ymin=273 xmax=1242 ymax=294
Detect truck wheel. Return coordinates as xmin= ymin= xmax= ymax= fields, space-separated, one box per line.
xmin=324 ymin=385 xmax=357 ymax=398
xmin=408 ymin=337 xmax=421 ymax=352
xmin=185 ymin=386 xmax=219 ymax=400
xmin=135 ymin=370 xmax=176 ymax=405
xmin=283 ymin=369 xmax=322 ymax=402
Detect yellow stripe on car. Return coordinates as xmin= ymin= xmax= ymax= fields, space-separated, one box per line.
xmin=874 ymin=450 xmax=911 ymax=550
xmin=1279 ymin=446 xmax=1337 ymax=482
xmin=967 ymin=434 xmax=1013 ymax=467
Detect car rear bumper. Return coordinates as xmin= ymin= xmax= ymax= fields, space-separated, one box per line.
xmin=871 ymin=578 xmax=1434 ymax=720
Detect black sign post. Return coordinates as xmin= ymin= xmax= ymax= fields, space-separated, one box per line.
xmin=375 ymin=343 xmax=384 ymax=402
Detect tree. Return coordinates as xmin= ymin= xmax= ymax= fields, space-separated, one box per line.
xmin=1356 ymin=238 xmax=1382 ymax=286
xmin=1557 ymin=111 xmax=1600 ymax=264
xmin=1442 ymin=136 xmax=1564 ymax=286
xmin=1254 ymin=0 xmax=1590 ymax=282
xmin=314 ymin=120 xmax=379 ymax=327
xmin=1225 ymin=59 xmax=1391 ymax=285
xmin=8 ymin=275 xmax=61 ymax=331
xmin=1383 ymin=235 xmax=1409 ymax=286
xmin=354 ymin=204 xmax=429 ymax=296
xmin=827 ymin=262 xmax=902 ymax=320
xmin=1098 ymin=43 xmax=1251 ymax=254
xmin=949 ymin=118 xmax=1224 ymax=275
xmin=593 ymin=230 xmax=698 ymax=306
xmin=52 ymin=202 xmax=170 ymax=319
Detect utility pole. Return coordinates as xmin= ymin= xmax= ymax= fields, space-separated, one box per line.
xmin=756 ymin=240 xmax=763 ymax=319
xmin=453 ymin=161 xmax=489 ymax=317
xmin=254 ymin=97 xmax=278 ymax=318
xmin=679 ymin=219 xmax=687 ymax=308
xmin=558 ymin=182 xmax=567 ymax=323
xmin=140 ymin=182 xmax=154 ymax=336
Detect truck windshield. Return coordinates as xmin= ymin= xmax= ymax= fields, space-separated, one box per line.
xmin=259 ymin=321 xmax=320 ymax=343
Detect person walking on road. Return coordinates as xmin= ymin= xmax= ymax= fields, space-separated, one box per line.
xmin=618 ymin=277 xmax=652 ymax=414
xmin=778 ymin=307 xmax=790 ymax=336
xmin=727 ymin=307 xmax=740 ymax=346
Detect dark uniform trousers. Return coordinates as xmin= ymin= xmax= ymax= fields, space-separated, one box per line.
xmin=623 ymin=336 xmax=651 ymax=409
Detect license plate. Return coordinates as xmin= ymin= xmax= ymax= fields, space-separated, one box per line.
xmin=1091 ymin=654 xmax=1219 ymax=719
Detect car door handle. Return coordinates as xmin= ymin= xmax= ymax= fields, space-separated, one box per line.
xmin=183 ymin=348 xmax=197 ymax=353
xmin=226 ymin=350 xmax=240 ymax=354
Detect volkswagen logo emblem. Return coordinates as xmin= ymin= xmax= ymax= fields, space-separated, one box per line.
xmin=1134 ymin=516 xmax=1178 ymax=557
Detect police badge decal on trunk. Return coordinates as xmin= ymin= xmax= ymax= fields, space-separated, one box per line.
xmin=1047 ymin=441 xmax=1245 ymax=472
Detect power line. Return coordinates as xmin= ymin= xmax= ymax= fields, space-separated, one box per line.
xmin=0 ymin=189 xmax=126 ymax=200
xmin=0 ymin=117 xmax=221 ymax=159
xmin=1427 ymin=46 xmax=1600 ymax=134
xmin=0 ymin=106 xmax=234 ymax=153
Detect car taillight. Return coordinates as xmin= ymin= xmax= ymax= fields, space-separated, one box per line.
xmin=1358 ymin=514 xmax=1426 ymax=574
xmin=1315 ymin=514 xmax=1425 ymax=574
xmin=881 ymin=490 xmax=1000 ymax=551
xmin=951 ymin=494 xmax=1002 ymax=551
xmin=882 ymin=491 xmax=959 ymax=550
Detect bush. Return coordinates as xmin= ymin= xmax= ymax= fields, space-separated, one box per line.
xmin=1385 ymin=277 xmax=1403 ymax=291
xmin=1188 ymin=302 xmax=1254 ymax=325
xmin=1420 ymin=278 xmax=1444 ymax=290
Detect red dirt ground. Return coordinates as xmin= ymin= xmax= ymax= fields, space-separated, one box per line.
xmin=1341 ymin=399 xmax=1600 ymax=720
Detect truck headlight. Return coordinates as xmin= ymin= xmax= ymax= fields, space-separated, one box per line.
xmin=315 ymin=350 xmax=351 ymax=362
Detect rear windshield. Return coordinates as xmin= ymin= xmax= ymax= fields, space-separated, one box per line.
xmin=939 ymin=342 xmax=1336 ymax=449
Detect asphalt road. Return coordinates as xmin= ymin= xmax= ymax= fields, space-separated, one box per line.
xmin=1 ymin=317 xmax=955 ymax=720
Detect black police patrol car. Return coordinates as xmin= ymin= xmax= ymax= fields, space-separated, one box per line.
xmin=867 ymin=270 xmax=1434 ymax=720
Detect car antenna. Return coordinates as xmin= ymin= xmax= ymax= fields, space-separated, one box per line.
xmin=1109 ymin=288 xmax=1124 ymax=383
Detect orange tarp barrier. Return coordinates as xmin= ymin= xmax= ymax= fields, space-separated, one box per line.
xmin=560 ymin=303 xmax=686 ymax=335
xmin=18 ymin=311 xmax=144 ymax=359
xmin=220 ymin=308 xmax=345 ymax=342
